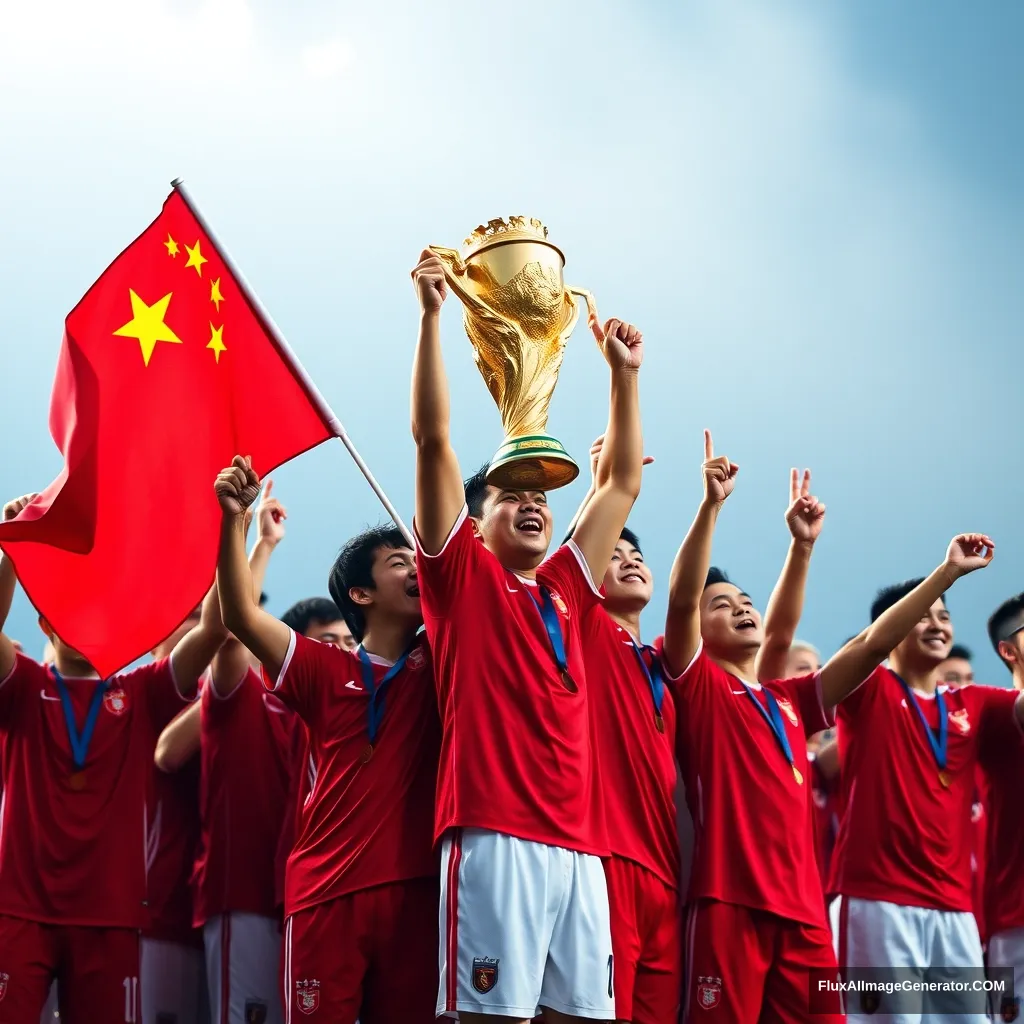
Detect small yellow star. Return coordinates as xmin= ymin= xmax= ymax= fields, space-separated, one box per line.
xmin=164 ymin=234 xmax=179 ymax=257
xmin=207 ymin=322 xmax=226 ymax=363
xmin=210 ymin=277 xmax=225 ymax=312
xmin=113 ymin=290 xmax=182 ymax=367
xmin=184 ymin=239 xmax=208 ymax=277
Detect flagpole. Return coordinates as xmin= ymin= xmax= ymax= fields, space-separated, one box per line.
xmin=170 ymin=178 xmax=414 ymax=548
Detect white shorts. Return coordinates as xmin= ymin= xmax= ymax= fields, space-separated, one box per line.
xmin=141 ymin=937 xmax=210 ymax=1024
xmin=987 ymin=926 xmax=1024 ymax=1020
xmin=204 ymin=913 xmax=284 ymax=1024
xmin=438 ymin=828 xmax=614 ymax=1019
xmin=831 ymin=896 xmax=987 ymax=1023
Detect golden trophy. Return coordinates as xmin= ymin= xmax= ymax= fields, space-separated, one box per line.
xmin=431 ymin=217 xmax=596 ymax=491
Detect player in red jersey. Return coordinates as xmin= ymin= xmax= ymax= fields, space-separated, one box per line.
xmin=409 ymin=250 xmax=644 ymax=1022
xmin=213 ymin=459 xmax=441 ymax=1024
xmin=661 ymin=432 xmax=996 ymax=1023
xmin=0 ymin=493 xmax=228 ymax=1024
xmin=979 ymin=595 xmax=1024 ymax=1021
xmin=829 ymin=571 xmax=1023 ymax=1020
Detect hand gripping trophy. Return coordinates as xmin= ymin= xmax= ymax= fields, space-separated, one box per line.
xmin=430 ymin=217 xmax=597 ymax=491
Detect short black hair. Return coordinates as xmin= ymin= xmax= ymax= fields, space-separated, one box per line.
xmin=258 ymin=592 xmax=268 ymax=607
xmin=870 ymin=578 xmax=944 ymax=623
xmin=619 ymin=526 xmax=642 ymax=555
xmin=705 ymin=566 xmax=732 ymax=590
xmin=464 ymin=465 xmax=491 ymax=518
xmin=328 ymin=525 xmax=409 ymax=642
xmin=946 ymin=643 xmax=972 ymax=662
xmin=281 ymin=597 xmax=343 ymax=638
xmin=988 ymin=593 xmax=1024 ymax=666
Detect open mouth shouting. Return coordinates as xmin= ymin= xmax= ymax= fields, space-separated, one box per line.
xmin=734 ymin=617 xmax=757 ymax=633
xmin=515 ymin=513 xmax=544 ymax=536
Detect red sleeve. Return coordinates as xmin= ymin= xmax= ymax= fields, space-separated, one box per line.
xmin=972 ymin=685 xmax=1023 ymax=749
xmin=836 ymin=664 xmax=885 ymax=726
xmin=774 ymin=672 xmax=834 ymax=738
xmin=537 ymin=541 xmax=602 ymax=623
xmin=414 ymin=507 xmax=485 ymax=619
xmin=0 ymin=654 xmax=40 ymax=729
xmin=653 ymin=638 xmax=716 ymax=704
xmin=264 ymin=630 xmax=340 ymax=724
xmin=129 ymin=658 xmax=191 ymax=733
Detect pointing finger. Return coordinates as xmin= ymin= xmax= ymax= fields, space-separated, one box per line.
xmin=790 ymin=468 xmax=798 ymax=504
xmin=801 ymin=469 xmax=811 ymax=499
xmin=704 ymin=430 xmax=713 ymax=461
xmin=263 ymin=479 xmax=274 ymax=499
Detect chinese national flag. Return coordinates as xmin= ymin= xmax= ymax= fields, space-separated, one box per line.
xmin=0 ymin=190 xmax=335 ymax=676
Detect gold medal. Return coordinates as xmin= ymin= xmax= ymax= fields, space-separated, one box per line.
xmin=560 ymin=670 xmax=578 ymax=693
xmin=655 ymin=714 xmax=665 ymax=734
xmin=359 ymin=744 xmax=373 ymax=766
xmin=792 ymin=765 xmax=804 ymax=786
xmin=69 ymin=772 xmax=86 ymax=792
xmin=938 ymin=770 xmax=951 ymax=788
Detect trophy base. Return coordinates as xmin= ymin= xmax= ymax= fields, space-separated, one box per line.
xmin=487 ymin=434 xmax=579 ymax=492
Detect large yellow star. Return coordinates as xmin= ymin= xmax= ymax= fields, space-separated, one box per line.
xmin=210 ymin=277 xmax=225 ymax=312
xmin=113 ymin=290 xmax=183 ymax=367
xmin=207 ymin=322 xmax=226 ymax=363
xmin=184 ymin=240 xmax=208 ymax=277
xmin=164 ymin=234 xmax=179 ymax=257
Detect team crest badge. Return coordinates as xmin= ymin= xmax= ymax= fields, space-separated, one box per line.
xmin=103 ymin=688 xmax=127 ymax=716
xmin=949 ymin=708 xmax=971 ymax=735
xmin=696 ymin=975 xmax=721 ymax=1009
xmin=407 ymin=647 xmax=425 ymax=671
xmin=0 ymin=972 xmax=8 ymax=1002
xmin=295 ymin=979 xmax=320 ymax=1014
xmin=777 ymin=697 xmax=799 ymax=727
xmin=472 ymin=957 xmax=499 ymax=993
xmin=551 ymin=592 xmax=569 ymax=618
xmin=1001 ymin=996 xmax=1021 ymax=1022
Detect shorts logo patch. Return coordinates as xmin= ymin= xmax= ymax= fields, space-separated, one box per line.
xmin=696 ymin=975 xmax=721 ymax=1010
xmin=407 ymin=647 xmax=425 ymax=671
xmin=295 ymin=979 xmax=320 ymax=1015
xmin=860 ymin=991 xmax=880 ymax=1015
xmin=0 ymin=973 xmax=8 ymax=1003
xmin=244 ymin=1001 xmax=268 ymax=1023
xmin=103 ymin=688 xmax=128 ymax=716
xmin=472 ymin=957 xmax=499 ymax=994
xmin=1001 ymin=996 xmax=1021 ymax=1022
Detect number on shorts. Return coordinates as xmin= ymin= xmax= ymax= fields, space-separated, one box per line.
xmin=123 ymin=975 xmax=138 ymax=1022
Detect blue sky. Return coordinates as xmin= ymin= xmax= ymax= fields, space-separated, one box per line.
xmin=1 ymin=0 xmax=1021 ymax=680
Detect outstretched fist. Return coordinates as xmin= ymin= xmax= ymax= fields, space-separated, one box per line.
xmin=411 ymin=249 xmax=448 ymax=314
xmin=591 ymin=318 xmax=643 ymax=372
xmin=2 ymin=494 xmax=39 ymax=522
xmin=702 ymin=430 xmax=738 ymax=505
xmin=944 ymin=533 xmax=995 ymax=578
xmin=785 ymin=468 xmax=826 ymax=544
xmin=215 ymin=456 xmax=262 ymax=517
xmin=257 ymin=478 xmax=288 ymax=547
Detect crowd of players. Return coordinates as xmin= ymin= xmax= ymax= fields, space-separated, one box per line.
xmin=0 ymin=248 xmax=1021 ymax=1024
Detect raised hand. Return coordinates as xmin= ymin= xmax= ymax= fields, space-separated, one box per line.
xmin=702 ymin=430 xmax=738 ymax=505
xmin=588 ymin=434 xmax=654 ymax=483
xmin=944 ymin=533 xmax=995 ymax=578
xmin=785 ymin=468 xmax=826 ymax=544
xmin=591 ymin=318 xmax=643 ymax=372
xmin=256 ymin=478 xmax=287 ymax=547
xmin=411 ymin=249 xmax=448 ymax=314
xmin=215 ymin=456 xmax=262 ymax=517
xmin=2 ymin=494 xmax=40 ymax=522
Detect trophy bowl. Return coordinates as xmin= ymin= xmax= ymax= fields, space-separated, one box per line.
xmin=430 ymin=217 xmax=595 ymax=492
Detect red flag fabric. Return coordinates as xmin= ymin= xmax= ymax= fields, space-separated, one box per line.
xmin=0 ymin=191 xmax=335 ymax=676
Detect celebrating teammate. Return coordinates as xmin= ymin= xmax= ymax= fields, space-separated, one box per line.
xmin=410 ymin=248 xmax=644 ymax=1022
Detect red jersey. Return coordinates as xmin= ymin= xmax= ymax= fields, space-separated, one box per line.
xmin=809 ymin=757 xmax=839 ymax=895
xmin=659 ymin=641 xmax=831 ymax=927
xmin=0 ymin=654 xmax=189 ymax=927
xmin=146 ymin=758 xmax=202 ymax=944
xmin=583 ymin=607 xmax=678 ymax=888
xmin=274 ymin=720 xmax=310 ymax=911
xmin=192 ymin=669 xmax=293 ymax=926
xmin=269 ymin=631 xmax=440 ymax=918
xmin=416 ymin=511 xmax=604 ymax=854
xmin=830 ymin=668 xmax=1020 ymax=912
xmin=978 ymin=709 xmax=1024 ymax=938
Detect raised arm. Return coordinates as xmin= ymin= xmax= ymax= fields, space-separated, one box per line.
xmin=570 ymin=319 xmax=644 ymax=581
xmin=214 ymin=457 xmax=291 ymax=680
xmin=662 ymin=431 xmax=738 ymax=676
xmin=564 ymin=434 xmax=654 ymax=541
xmin=0 ymin=495 xmax=39 ymax=678
xmin=757 ymin=469 xmax=826 ymax=681
xmin=154 ymin=700 xmax=201 ymax=773
xmin=410 ymin=250 xmax=464 ymax=555
xmin=819 ymin=533 xmax=995 ymax=707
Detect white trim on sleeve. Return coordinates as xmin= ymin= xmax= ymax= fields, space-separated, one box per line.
xmin=414 ymin=506 xmax=469 ymax=559
xmin=266 ymin=629 xmax=297 ymax=693
xmin=167 ymin=652 xmax=199 ymax=703
xmin=813 ymin=670 xmax=835 ymax=728
xmin=661 ymin=639 xmax=703 ymax=684
xmin=0 ymin=653 xmax=21 ymax=690
xmin=564 ymin=539 xmax=602 ymax=598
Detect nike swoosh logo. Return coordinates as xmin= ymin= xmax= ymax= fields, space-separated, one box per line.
xmin=262 ymin=694 xmax=288 ymax=714
xmin=345 ymin=681 xmax=364 ymax=691
xmin=731 ymin=690 xmax=747 ymax=695
xmin=40 ymin=690 xmax=60 ymax=702
xmin=506 ymin=583 xmax=519 ymax=593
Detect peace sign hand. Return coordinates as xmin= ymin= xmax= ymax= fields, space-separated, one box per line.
xmin=785 ymin=468 xmax=826 ymax=544
xmin=702 ymin=430 xmax=738 ymax=506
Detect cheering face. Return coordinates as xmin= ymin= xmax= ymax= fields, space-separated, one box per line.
xmin=893 ymin=598 xmax=952 ymax=669
xmin=360 ymin=545 xmax=421 ymax=626
xmin=602 ymin=539 xmax=653 ymax=610
xmin=938 ymin=656 xmax=973 ymax=687
xmin=306 ymin=618 xmax=357 ymax=650
xmin=700 ymin=583 xmax=764 ymax=658
xmin=476 ymin=487 xmax=553 ymax=570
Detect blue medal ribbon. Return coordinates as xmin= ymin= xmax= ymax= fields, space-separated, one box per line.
xmin=51 ymin=668 xmax=108 ymax=771
xmin=357 ymin=640 xmax=418 ymax=745
xmin=627 ymin=636 xmax=666 ymax=727
xmin=894 ymin=673 xmax=948 ymax=771
xmin=739 ymin=680 xmax=796 ymax=770
xmin=527 ymin=584 xmax=572 ymax=684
